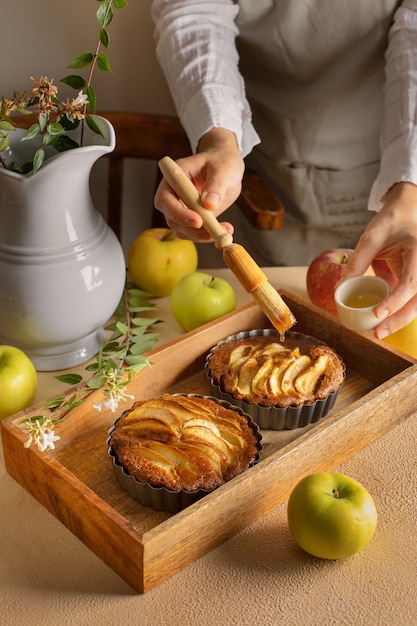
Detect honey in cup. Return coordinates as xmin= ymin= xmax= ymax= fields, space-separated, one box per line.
xmin=343 ymin=292 xmax=384 ymax=309
xmin=334 ymin=276 xmax=390 ymax=333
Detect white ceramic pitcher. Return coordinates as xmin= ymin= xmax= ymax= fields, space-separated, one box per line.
xmin=0 ymin=116 xmax=126 ymax=371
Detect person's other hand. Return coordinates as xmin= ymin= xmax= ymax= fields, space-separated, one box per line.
xmin=153 ymin=128 xmax=244 ymax=242
xmin=343 ymin=182 xmax=417 ymax=338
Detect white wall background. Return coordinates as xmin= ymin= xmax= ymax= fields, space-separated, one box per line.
xmin=2 ymin=0 xmax=178 ymax=256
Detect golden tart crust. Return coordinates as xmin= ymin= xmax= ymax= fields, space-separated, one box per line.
xmin=207 ymin=333 xmax=345 ymax=408
xmin=109 ymin=394 xmax=261 ymax=493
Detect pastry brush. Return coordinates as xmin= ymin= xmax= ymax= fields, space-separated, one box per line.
xmin=158 ymin=156 xmax=296 ymax=337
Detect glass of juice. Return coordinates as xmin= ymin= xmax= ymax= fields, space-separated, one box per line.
xmin=334 ymin=275 xmax=390 ymax=332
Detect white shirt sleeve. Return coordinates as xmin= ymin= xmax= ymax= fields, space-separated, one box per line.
xmin=152 ymin=0 xmax=417 ymax=210
xmin=368 ymin=0 xmax=417 ymax=211
xmin=151 ymin=0 xmax=260 ymax=156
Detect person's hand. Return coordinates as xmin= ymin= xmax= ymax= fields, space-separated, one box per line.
xmin=153 ymin=128 xmax=245 ymax=242
xmin=343 ymin=182 xmax=417 ymax=338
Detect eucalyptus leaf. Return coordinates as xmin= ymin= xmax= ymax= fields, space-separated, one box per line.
xmin=101 ymin=341 xmax=122 ymax=353
xmin=85 ymin=87 xmax=97 ymax=114
xmin=0 ymin=135 xmax=9 ymax=151
xmin=99 ymin=27 xmax=109 ymax=48
xmin=21 ymin=124 xmax=41 ymax=140
xmin=85 ymin=362 xmax=99 ymax=372
xmin=67 ymin=52 xmax=95 ymax=69
xmin=45 ymin=397 xmax=66 ymax=409
xmin=132 ymin=317 xmax=161 ymax=327
xmin=97 ymin=3 xmax=113 ymax=28
xmin=16 ymin=162 xmax=33 ymax=174
xmin=59 ymin=116 xmax=80 ymax=131
xmin=127 ymin=288 xmax=154 ymax=298
xmin=129 ymin=340 xmax=156 ymax=356
xmin=47 ymin=122 xmax=65 ymax=136
xmin=0 ymin=120 xmax=15 ymax=131
xmin=124 ymin=355 xmax=152 ymax=368
xmin=116 ymin=321 xmax=129 ymax=335
xmin=132 ymin=332 xmax=159 ymax=343
xmin=67 ymin=396 xmax=85 ymax=409
xmin=127 ymin=307 xmax=158 ymax=314
xmin=86 ymin=113 xmax=105 ymax=137
xmin=108 ymin=349 xmax=128 ymax=360
xmin=53 ymin=135 xmax=80 ymax=152
xmin=38 ymin=113 xmax=49 ymax=132
xmin=114 ymin=0 xmax=128 ymax=8
xmin=32 ymin=148 xmax=45 ymax=174
xmin=86 ymin=374 xmax=106 ymax=389
xmin=60 ymin=74 xmax=87 ymax=90
xmin=128 ymin=299 xmax=156 ymax=309
xmin=55 ymin=373 xmax=83 ymax=385
xmin=97 ymin=52 xmax=112 ymax=73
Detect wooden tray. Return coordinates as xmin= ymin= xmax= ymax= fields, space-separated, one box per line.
xmin=2 ymin=292 xmax=416 ymax=594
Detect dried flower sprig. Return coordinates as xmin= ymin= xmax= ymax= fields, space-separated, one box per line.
xmin=19 ymin=282 xmax=160 ymax=452
xmin=0 ymin=0 xmax=127 ymax=173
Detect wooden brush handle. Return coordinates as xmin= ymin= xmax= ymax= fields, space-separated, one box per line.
xmin=158 ymin=156 xmax=233 ymax=250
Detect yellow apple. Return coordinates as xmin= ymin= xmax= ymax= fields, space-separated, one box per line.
xmin=383 ymin=317 xmax=417 ymax=359
xmin=0 ymin=345 xmax=38 ymax=420
xmin=128 ymin=228 xmax=198 ymax=297
xmin=287 ymin=472 xmax=377 ymax=560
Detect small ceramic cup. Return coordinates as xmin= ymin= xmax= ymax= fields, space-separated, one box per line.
xmin=334 ymin=275 xmax=390 ymax=332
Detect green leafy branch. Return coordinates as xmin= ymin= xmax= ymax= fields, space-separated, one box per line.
xmin=0 ymin=0 xmax=128 ymax=173
xmin=61 ymin=0 xmax=128 ymax=146
xmin=19 ymin=282 xmax=161 ymax=452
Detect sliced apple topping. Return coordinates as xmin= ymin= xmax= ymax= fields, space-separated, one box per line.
xmin=145 ymin=441 xmax=200 ymax=475
xmin=294 ymin=354 xmax=329 ymax=395
xmin=268 ymin=357 xmax=296 ymax=396
xmin=260 ymin=342 xmax=287 ymax=357
xmin=170 ymin=395 xmax=216 ymax=418
xmin=217 ymin=428 xmax=245 ymax=449
xmin=235 ymin=356 xmax=261 ymax=395
xmin=280 ymin=355 xmax=313 ymax=395
xmin=175 ymin=442 xmax=224 ymax=478
xmin=130 ymin=446 xmax=176 ymax=474
xmin=183 ymin=417 xmax=222 ymax=438
xmin=251 ymin=357 xmax=274 ymax=394
xmin=229 ymin=344 xmax=257 ymax=372
xmin=182 ymin=425 xmax=236 ymax=462
xmin=132 ymin=400 xmax=186 ymax=424
xmin=120 ymin=418 xmax=177 ymax=440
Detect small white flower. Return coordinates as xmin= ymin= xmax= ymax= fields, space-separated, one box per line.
xmin=73 ymin=90 xmax=89 ymax=107
xmin=93 ymin=397 xmax=120 ymax=413
xmin=40 ymin=430 xmax=61 ymax=451
xmin=21 ymin=418 xmax=60 ymax=452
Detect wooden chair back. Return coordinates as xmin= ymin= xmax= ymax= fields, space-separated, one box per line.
xmin=9 ymin=111 xmax=284 ymax=239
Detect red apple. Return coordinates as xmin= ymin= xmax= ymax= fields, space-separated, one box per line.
xmin=306 ymin=249 xmax=355 ymax=316
xmin=371 ymin=259 xmax=398 ymax=291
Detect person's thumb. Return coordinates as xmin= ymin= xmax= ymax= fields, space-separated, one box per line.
xmin=200 ymin=189 xmax=221 ymax=210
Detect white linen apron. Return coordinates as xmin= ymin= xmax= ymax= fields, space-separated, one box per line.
xmin=226 ymin=0 xmax=401 ymax=266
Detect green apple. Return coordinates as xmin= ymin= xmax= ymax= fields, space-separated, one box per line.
xmin=171 ymin=272 xmax=236 ymax=331
xmin=287 ymin=472 xmax=377 ymax=559
xmin=128 ymin=228 xmax=198 ymax=297
xmin=0 ymin=345 xmax=38 ymax=420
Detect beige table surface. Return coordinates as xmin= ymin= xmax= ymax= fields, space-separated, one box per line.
xmin=1 ymin=267 xmax=416 ymax=626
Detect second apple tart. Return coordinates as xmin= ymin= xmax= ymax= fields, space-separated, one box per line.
xmin=205 ymin=329 xmax=345 ymax=430
xmin=108 ymin=393 xmax=262 ymax=513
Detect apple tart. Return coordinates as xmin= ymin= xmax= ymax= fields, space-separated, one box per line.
xmin=206 ymin=330 xmax=345 ymax=430
xmin=108 ymin=393 xmax=262 ymax=513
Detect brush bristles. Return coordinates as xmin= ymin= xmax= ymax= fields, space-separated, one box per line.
xmin=251 ymin=280 xmax=296 ymax=336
